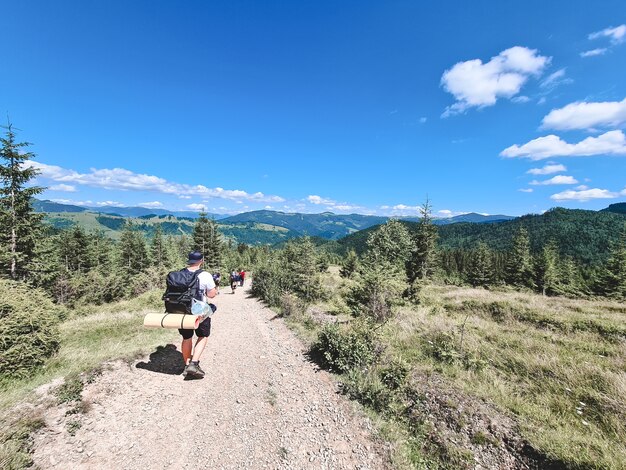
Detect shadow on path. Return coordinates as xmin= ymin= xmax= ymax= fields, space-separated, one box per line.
xmin=136 ymin=344 xmax=184 ymax=375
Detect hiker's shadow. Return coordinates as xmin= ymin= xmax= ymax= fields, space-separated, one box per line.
xmin=136 ymin=344 xmax=184 ymax=375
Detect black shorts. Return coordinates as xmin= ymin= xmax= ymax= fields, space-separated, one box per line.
xmin=178 ymin=304 xmax=216 ymax=339
xmin=179 ymin=316 xmax=211 ymax=340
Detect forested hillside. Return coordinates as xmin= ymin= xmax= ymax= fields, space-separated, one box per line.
xmin=339 ymin=207 xmax=626 ymax=265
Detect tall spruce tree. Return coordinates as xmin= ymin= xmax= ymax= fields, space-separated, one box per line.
xmin=602 ymin=224 xmax=626 ymax=299
xmin=534 ymin=240 xmax=559 ymax=295
xmin=118 ymin=221 xmax=147 ymax=273
xmin=505 ymin=227 xmax=535 ymax=289
xmin=0 ymin=123 xmax=44 ymax=279
xmin=467 ymin=242 xmax=493 ymax=287
xmin=192 ymin=213 xmax=222 ymax=270
xmin=150 ymin=225 xmax=169 ymax=268
xmin=406 ymin=199 xmax=439 ymax=283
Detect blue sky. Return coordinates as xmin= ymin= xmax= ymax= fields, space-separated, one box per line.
xmin=2 ymin=0 xmax=626 ymax=217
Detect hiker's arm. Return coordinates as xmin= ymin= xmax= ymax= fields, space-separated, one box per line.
xmin=206 ymin=287 xmax=217 ymax=299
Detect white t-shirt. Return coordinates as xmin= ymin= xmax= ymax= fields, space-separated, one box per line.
xmin=187 ymin=269 xmax=216 ymax=301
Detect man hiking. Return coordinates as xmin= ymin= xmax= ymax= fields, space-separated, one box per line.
xmin=239 ymin=269 xmax=246 ymax=286
xmin=179 ymin=251 xmax=217 ymax=379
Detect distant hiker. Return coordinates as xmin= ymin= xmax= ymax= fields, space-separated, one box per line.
xmin=167 ymin=251 xmax=217 ymax=379
xmin=230 ymin=271 xmax=239 ymax=293
xmin=213 ymin=272 xmax=221 ymax=294
xmin=239 ymin=269 xmax=246 ymax=286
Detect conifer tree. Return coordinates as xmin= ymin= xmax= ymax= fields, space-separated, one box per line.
xmin=0 ymin=123 xmax=44 ymax=279
xmin=340 ymin=249 xmax=359 ymax=278
xmin=118 ymin=221 xmax=147 ymax=273
xmin=365 ymin=219 xmax=412 ymax=268
xmin=192 ymin=212 xmax=222 ymax=270
xmin=534 ymin=240 xmax=559 ymax=295
xmin=150 ymin=225 xmax=169 ymax=268
xmin=602 ymin=224 xmax=626 ymax=299
xmin=406 ymin=199 xmax=439 ymax=283
xmin=205 ymin=217 xmax=222 ymax=271
xmin=58 ymin=226 xmax=91 ymax=272
xmin=467 ymin=242 xmax=493 ymax=287
xmin=505 ymin=227 xmax=535 ymax=289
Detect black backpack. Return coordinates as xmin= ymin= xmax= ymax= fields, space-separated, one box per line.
xmin=162 ymin=269 xmax=204 ymax=314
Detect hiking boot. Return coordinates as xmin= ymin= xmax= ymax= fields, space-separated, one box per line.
xmin=185 ymin=362 xmax=205 ymax=379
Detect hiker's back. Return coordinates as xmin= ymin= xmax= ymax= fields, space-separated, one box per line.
xmin=163 ymin=268 xmax=203 ymax=314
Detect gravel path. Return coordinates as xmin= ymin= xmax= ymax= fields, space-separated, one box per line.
xmin=32 ymin=285 xmax=389 ymax=469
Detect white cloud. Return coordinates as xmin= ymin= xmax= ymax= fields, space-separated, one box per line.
xmin=306 ymin=194 xmax=363 ymax=213
xmin=419 ymin=117 xmax=427 ymax=123
xmin=186 ymin=203 xmax=207 ymax=211
xmin=138 ymin=201 xmax=163 ymax=208
xmin=50 ymin=199 xmax=124 ymax=207
xmin=550 ymin=188 xmax=619 ymax=202
xmin=512 ymin=95 xmax=530 ymax=103
xmin=49 ymin=184 xmax=77 ymax=192
xmin=527 ymin=163 xmax=567 ymax=175
xmin=580 ymin=48 xmax=608 ymax=58
xmin=541 ymin=98 xmax=626 ymax=131
xmin=575 ymin=185 xmax=589 ymax=190
xmin=589 ymin=24 xmax=626 ymax=44
xmin=540 ymin=68 xmax=572 ymax=89
xmin=518 ymin=188 xmax=534 ymax=193
xmin=441 ymin=46 xmax=550 ymax=116
xmin=529 ymin=175 xmax=578 ymax=185
xmin=501 ymin=130 xmax=626 ymax=160
xmin=26 ymin=161 xmax=285 ymax=203
xmin=307 ymin=195 xmax=334 ymax=205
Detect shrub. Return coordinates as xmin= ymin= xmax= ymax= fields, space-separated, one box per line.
xmin=379 ymin=358 xmax=410 ymax=390
xmin=313 ymin=322 xmax=379 ymax=373
xmin=342 ymin=369 xmax=394 ymax=413
xmin=250 ymin=264 xmax=292 ymax=307
xmin=0 ymin=280 xmax=63 ymax=379
xmin=279 ymin=292 xmax=305 ymax=317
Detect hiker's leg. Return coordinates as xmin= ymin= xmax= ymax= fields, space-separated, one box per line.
xmin=191 ymin=318 xmax=211 ymax=362
xmin=181 ymin=338 xmax=193 ymax=365
xmin=192 ymin=336 xmax=208 ymax=362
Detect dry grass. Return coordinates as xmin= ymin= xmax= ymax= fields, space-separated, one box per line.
xmin=387 ymin=285 xmax=626 ymax=469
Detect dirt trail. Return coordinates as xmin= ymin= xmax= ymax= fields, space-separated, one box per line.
xmin=32 ymin=285 xmax=389 ymax=469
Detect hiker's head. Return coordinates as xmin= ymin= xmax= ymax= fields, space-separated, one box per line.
xmin=187 ymin=251 xmax=204 ymax=266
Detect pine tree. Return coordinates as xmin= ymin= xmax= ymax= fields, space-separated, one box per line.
xmin=467 ymin=242 xmax=493 ymax=287
xmin=0 ymin=123 xmax=44 ymax=279
xmin=340 ymin=249 xmax=359 ymax=278
xmin=205 ymin=217 xmax=222 ymax=271
xmin=534 ymin=240 xmax=559 ymax=295
xmin=118 ymin=221 xmax=147 ymax=273
xmin=505 ymin=227 xmax=535 ymax=289
xmin=192 ymin=213 xmax=222 ymax=270
xmin=58 ymin=226 xmax=91 ymax=272
xmin=602 ymin=224 xmax=626 ymax=299
xmin=365 ymin=219 xmax=412 ymax=268
xmin=150 ymin=225 xmax=169 ymax=268
xmin=406 ymin=199 xmax=439 ymax=284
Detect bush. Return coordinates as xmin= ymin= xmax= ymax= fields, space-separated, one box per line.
xmin=250 ymin=264 xmax=292 ymax=307
xmin=0 ymin=280 xmax=63 ymax=379
xmin=313 ymin=322 xmax=379 ymax=373
xmin=379 ymin=358 xmax=410 ymax=390
xmin=342 ymin=369 xmax=393 ymax=413
xmin=279 ymin=292 xmax=305 ymax=317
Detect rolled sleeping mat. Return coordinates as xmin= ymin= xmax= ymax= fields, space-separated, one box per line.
xmin=143 ymin=313 xmax=201 ymax=330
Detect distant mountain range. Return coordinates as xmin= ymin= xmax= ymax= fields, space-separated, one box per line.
xmin=33 ymin=199 xmax=626 ymax=250
xmin=32 ymin=199 xmax=226 ymax=220
xmin=33 ymin=200 xmax=517 ymax=242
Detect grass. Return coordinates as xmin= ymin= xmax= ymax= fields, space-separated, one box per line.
xmin=387 ymin=285 xmax=626 ymax=469
xmin=286 ymin=266 xmax=626 ymax=469
xmin=0 ymin=289 xmax=175 ymax=468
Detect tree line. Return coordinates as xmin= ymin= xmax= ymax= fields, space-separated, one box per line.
xmin=0 ymin=124 xmax=267 ymax=306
